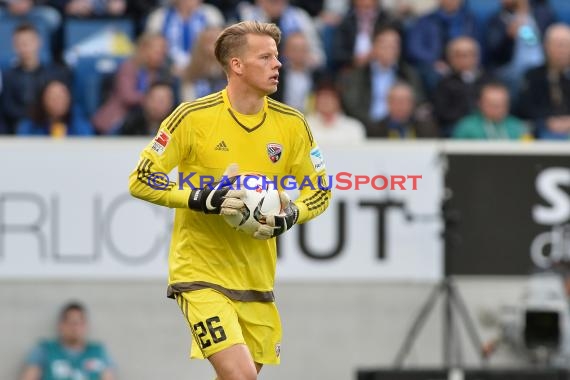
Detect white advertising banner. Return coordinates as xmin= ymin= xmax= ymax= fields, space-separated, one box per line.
xmin=0 ymin=139 xmax=444 ymax=281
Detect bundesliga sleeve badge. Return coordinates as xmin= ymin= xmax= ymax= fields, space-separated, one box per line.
xmin=310 ymin=146 xmax=326 ymax=172
xmin=152 ymin=130 xmax=170 ymax=155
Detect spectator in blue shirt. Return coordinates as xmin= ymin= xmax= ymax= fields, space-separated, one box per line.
xmin=238 ymin=0 xmax=326 ymax=68
xmin=20 ymin=302 xmax=114 ymax=380
xmin=145 ymin=0 xmax=224 ymax=75
xmin=340 ymin=27 xmax=424 ymax=133
xmin=406 ymin=0 xmax=477 ymax=92
xmin=486 ymin=0 xmax=555 ymax=101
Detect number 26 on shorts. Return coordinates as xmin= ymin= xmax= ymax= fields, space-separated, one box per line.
xmin=193 ymin=316 xmax=227 ymax=349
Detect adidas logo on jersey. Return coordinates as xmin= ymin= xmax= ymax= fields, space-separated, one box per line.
xmin=215 ymin=141 xmax=229 ymax=151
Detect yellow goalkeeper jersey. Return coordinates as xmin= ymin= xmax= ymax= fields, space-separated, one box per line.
xmin=128 ymin=89 xmax=331 ymax=301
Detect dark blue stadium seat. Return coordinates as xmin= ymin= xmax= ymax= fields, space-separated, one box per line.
xmin=0 ymin=18 xmax=52 ymax=69
xmin=72 ymin=56 xmax=126 ymax=118
xmin=63 ymin=18 xmax=135 ymax=50
xmin=466 ymin=0 xmax=501 ymax=26
xmin=550 ymin=0 xmax=570 ymax=24
xmin=63 ymin=18 xmax=135 ymax=67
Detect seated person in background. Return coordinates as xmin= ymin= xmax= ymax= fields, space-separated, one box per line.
xmin=270 ymin=32 xmax=316 ymax=113
xmin=368 ymin=82 xmax=437 ymax=138
xmin=486 ymin=0 xmax=554 ymax=101
xmin=180 ymin=26 xmax=226 ymax=102
xmin=20 ymin=302 xmax=114 ymax=380
xmin=17 ymin=79 xmax=93 ymax=136
xmin=298 ymin=0 xmax=346 ymax=73
xmin=519 ymin=24 xmax=570 ymax=140
xmin=48 ymin=0 xmax=127 ymax=17
xmin=433 ymin=37 xmax=492 ymax=137
xmin=0 ymin=0 xmax=61 ymax=36
xmin=405 ymin=0 xmax=477 ymax=92
xmin=118 ymin=81 xmax=175 ymax=135
xmin=0 ymin=107 xmax=6 ymax=133
xmin=237 ymin=0 xmax=325 ymax=68
xmin=332 ymin=0 xmax=400 ymax=70
xmin=305 ymin=81 xmax=366 ymax=144
xmin=290 ymin=0 xmax=323 ymax=17
xmin=0 ymin=72 xmax=6 ymax=134
xmin=91 ymin=33 xmax=174 ymax=134
xmin=341 ymin=26 xmax=423 ymax=133
xmin=145 ymin=0 xmax=224 ymax=75
xmin=453 ymin=82 xmax=529 ymax=140
xmin=126 ymin=0 xmax=160 ymax=34
xmin=1 ymin=22 xmax=70 ymax=134
xmin=204 ymin=0 xmax=241 ymax=21
xmin=0 ymin=86 xmax=6 ymax=135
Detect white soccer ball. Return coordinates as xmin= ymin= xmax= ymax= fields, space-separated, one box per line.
xmin=223 ymin=174 xmax=282 ymax=236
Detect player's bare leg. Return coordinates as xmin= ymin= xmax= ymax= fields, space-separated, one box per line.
xmin=209 ymin=344 xmax=259 ymax=380
xmin=214 ymin=363 xmax=262 ymax=380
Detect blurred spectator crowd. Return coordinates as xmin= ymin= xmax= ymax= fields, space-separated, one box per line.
xmin=1 ymin=0 xmax=570 ymax=141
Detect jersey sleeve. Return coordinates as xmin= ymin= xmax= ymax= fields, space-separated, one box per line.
xmin=289 ymin=117 xmax=331 ymax=224
xmin=128 ymin=103 xmax=193 ymax=209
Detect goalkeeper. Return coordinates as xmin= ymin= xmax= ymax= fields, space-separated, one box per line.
xmin=128 ymin=21 xmax=330 ymax=380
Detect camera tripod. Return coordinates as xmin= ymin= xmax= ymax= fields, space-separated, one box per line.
xmin=394 ymin=189 xmax=487 ymax=368
xmin=393 ymin=275 xmax=486 ymax=367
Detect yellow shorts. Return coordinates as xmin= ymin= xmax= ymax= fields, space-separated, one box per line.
xmin=175 ymin=288 xmax=282 ymax=365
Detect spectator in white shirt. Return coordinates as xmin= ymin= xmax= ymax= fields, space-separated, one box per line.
xmin=306 ymin=82 xmax=366 ymax=144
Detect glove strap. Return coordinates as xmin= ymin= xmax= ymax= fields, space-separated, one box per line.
xmin=274 ymin=202 xmax=299 ymax=236
xmin=286 ymin=202 xmax=300 ymax=228
xmin=188 ymin=189 xmax=207 ymax=212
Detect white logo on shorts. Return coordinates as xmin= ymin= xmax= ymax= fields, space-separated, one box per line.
xmin=275 ymin=343 xmax=281 ymax=358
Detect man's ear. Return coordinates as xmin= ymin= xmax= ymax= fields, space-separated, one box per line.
xmin=230 ymin=57 xmax=243 ymax=76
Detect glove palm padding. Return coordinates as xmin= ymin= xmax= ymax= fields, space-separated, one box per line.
xmin=253 ymin=192 xmax=299 ymax=239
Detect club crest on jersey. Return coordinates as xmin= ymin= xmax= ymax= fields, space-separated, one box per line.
xmin=267 ymin=143 xmax=282 ymax=163
xmin=152 ymin=130 xmax=170 ymax=155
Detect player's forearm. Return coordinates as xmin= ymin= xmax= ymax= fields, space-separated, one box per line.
xmin=129 ymin=181 xmax=191 ymax=208
xmin=128 ymin=160 xmax=191 ymax=209
xmin=294 ymin=170 xmax=331 ymax=224
xmin=292 ymin=168 xmax=331 ymax=224
xmin=295 ymin=189 xmax=331 ymax=224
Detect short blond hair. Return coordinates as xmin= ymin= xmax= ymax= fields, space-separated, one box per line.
xmin=214 ymin=21 xmax=281 ymax=71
